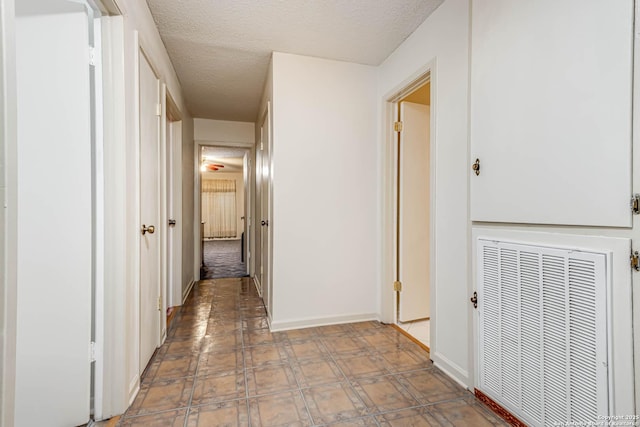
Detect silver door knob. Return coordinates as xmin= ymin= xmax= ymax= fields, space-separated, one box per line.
xmin=141 ymin=224 xmax=155 ymax=235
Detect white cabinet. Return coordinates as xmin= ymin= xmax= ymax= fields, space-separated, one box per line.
xmin=470 ymin=0 xmax=634 ymax=227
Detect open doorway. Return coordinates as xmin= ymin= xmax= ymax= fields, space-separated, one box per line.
xmin=199 ymin=146 xmax=250 ymax=279
xmin=393 ymin=80 xmax=432 ymax=350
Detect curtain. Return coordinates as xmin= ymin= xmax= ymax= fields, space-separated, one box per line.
xmin=202 ymin=179 xmax=237 ymax=238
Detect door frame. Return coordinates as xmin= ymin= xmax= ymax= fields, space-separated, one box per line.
xmin=164 ymin=90 xmax=183 ymax=311
xmin=194 ymin=142 xmax=254 ymax=282
xmin=1 ymin=0 xmax=18 ymax=425
xmin=380 ymin=63 xmax=436 ymax=352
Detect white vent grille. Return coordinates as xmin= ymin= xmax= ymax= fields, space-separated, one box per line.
xmin=477 ymin=240 xmax=609 ymax=427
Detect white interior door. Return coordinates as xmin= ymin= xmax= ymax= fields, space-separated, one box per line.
xmin=470 ymin=0 xmax=634 ymax=226
xmin=260 ymin=106 xmax=272 ymax=315
xmin=139 ymin=51 xmax=161 ymax=372
xmin=15 ymin=7 xmax=92 ymax=426
xmin=166 ymin=115 xmax=174 ymax=308
xmin=398 ymin=102 xmax=431 ymax=322
xmin=255 ymin=141 xmax=263 ymax=294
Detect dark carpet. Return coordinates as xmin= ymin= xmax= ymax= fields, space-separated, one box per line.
xmin=203 ymin=239 xmax=247 ymax=279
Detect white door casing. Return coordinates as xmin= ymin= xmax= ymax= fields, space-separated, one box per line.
xmin=470 ymin=0 xmax=634 ymax=227
xmin=399 ymin=102 xmax=431 ymax=322
xmin=139 ymin=50 xmax=161 ymax=373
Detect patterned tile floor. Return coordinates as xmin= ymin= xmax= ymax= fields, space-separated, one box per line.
xmin=118 ymin=277 xmax=508 ymax=426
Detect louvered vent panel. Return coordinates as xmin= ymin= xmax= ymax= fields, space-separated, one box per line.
xmin=478 ymin=240 xmax=608 ymax=427
xmin=482 ymin=245 xmax=501 ymax=393
xmin=519 ymin=251 xmax=542 ymax=424
xmin=499 ymin=248 xmax=520 ymax=408
xmin=542 ymin=254 xmax=568 ymax=423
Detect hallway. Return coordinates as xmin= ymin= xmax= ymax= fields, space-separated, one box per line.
xmin=117 ymin=278 xmax=507 ymax=426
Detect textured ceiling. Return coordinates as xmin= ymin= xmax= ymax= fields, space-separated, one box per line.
xmin=201 ymin=146 xmax=247 ymax=173
xmin=146 ymin=0 xmax=444 ymax=122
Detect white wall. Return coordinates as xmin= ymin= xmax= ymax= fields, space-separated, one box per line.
xmin=377 ymin=0 xmax=470 ymax=385
xmin=195 ymin=118 xmax=255 ymax=144
xmin=269 ymin=52 xmax=378 ymax=330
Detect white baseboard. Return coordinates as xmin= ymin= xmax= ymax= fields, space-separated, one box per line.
xmin=269 ymin=313 xmax=379 ymax=332
xmin=432 ymin=351 xmax=470 ymax=390
xmin=252 ymin=275 xmax=261 ymax=297
xmin=182 ymin=278 xmax=195 ymax=304
xmin=128 ymin=376 xmax=140 ymax=406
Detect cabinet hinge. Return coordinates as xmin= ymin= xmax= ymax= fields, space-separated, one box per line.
xmin=89 ymin=341 xmax=97 ymax=363
xmin=393 ymin=281 xmax=402 ymax=292
xmin=472 ymin=158 xmax=480 ymax=176
xmin=89 ymin=46 xmax=97 ymax=66
xmin=631 ymin=250 xmax=639 ymax=271
xmin=155 ymin=103 xmax=162 ymax=116
xmin=393 ymin=121 xmax=403 ymax=132
xmin=470 ymin=291 xmax=478 ymax=309
xmin=631 ymin=194 xmax=640 ymax=214
xmin=158 ymin=296 xmax=162 ymax=311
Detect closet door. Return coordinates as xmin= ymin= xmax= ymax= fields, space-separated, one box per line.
xmin=15 ymin=6 xmax=92 ymax=426
xmin=470 ymin=0 xmax=634 ymax=226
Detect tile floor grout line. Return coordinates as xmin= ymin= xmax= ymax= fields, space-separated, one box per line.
xmin=288 ymin=347 xmax=316 ymax=426
xmin=368 ymin=395 xmax=476 ymax=422
xmin=320 ymin=334 xmax=374 ymax=420
xmin=239 ymin=293 xmax=253 ymax=427
xmin=179 ymin=299 xmax=210 ymax=427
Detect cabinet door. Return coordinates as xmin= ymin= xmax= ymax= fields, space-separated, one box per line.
xmin=16 ymin=8 xmax=92 ymax=427
xmin=470 ymin=0 xmax=634 ymax=226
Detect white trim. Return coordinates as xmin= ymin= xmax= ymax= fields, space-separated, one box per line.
xmin=98 ymin=13 xmax=127 ymax=419
xmin=380 ymin=60 xmax=437 ymax=354
xmin=432 ymin=352 xmax=470 ymax=390
xmin=195 ymin=139 xmax=254 ymax=149
xmin=269 ymin=313 xmax=380 ymax=333
xmin=195 ymin=142 xmax=254 ymax=284
xmin=131 ymin=29 xmax=142 ymax=385
xmin=182 ymin=279 xmax=195 ymax=304
xmin=1 ymin=0 xmax=17 ymax=425
xmin=127 ymin=376 xmax=140 ymax=406
xmin=253 ymin=275 xmax=262 ymax=297
xmin=632 ymin=0 xmax=640 ymax=412
xmin=88 ymin=9 xmax=105 ymax=421
xmin=159 ymin=82 xmax=168 ymax=343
